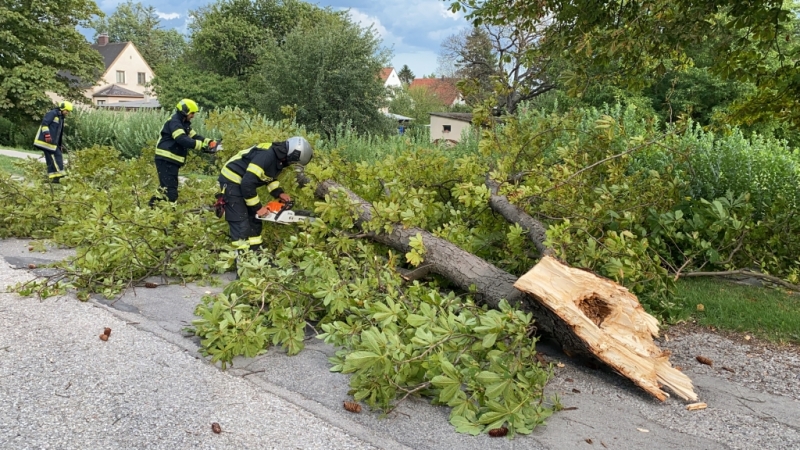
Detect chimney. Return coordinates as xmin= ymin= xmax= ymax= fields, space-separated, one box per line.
xmin=98 ymin=33 xmax=109 ymax=46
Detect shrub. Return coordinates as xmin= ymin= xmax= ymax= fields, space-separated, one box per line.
xmin=64 ymin=108 xmax=216 ymax=158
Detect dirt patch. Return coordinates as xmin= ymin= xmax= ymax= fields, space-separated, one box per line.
xmin=664 ymin=321 xmax=800 ymax=355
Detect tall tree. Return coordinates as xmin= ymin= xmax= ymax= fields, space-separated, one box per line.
xmin=439 ymin=26 xmax=499 ymax=106
xmin=0 ymin=0 xmax=104 ymax=121
xmin=249 ymin=14 xmax=391 ymax=137
xmin=90 ymin=1 xmax=187 ymax=71
xmin=397 ymin=65 xmax=415 ymax=85
xmin=189 ymin=0 xmax=336 ymax=78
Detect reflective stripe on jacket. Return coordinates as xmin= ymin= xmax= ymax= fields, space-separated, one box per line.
xmin=154 ymin=112 xmax=205 ymax=166
xmin=33 ymin=108 xmax=65 ymax=152
xmin=218 ymin=143 xmax=286 ymax=210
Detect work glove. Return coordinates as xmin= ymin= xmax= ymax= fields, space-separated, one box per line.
xmin=202 ymin=138 xmax=218 ymax=152
xmin=44 ymin=133 xmax=52 ymax=143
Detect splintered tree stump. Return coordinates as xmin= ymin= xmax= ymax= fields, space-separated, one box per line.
xmin=514 ymin=256 xmax=697 ymax=402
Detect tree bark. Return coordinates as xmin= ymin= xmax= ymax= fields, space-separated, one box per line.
xmin=486 ymin=178 xmax=551 ymax=257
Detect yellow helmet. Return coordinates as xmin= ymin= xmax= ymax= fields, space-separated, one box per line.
xmin=59 ymin=101 xmax=73 ymax=112
xmin=176 ymin=99 xmax=199 ymax=116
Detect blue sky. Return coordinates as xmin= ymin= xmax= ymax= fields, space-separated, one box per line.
xmin=92 ymin=0 xmax=471 ymax=77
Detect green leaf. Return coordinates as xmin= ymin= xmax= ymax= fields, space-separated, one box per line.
xmin=450 ymin=415 xmax=483 ymax=436
xmin=482 ymin=332 xmax=498 ymax=348
xmin=476 ymin=371 xmax=503 ymax=385
xmin=342 ymin=351 xmax=381 ymax=372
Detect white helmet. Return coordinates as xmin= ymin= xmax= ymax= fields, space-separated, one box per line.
xmin=286 ymin=136 xmax=313 ymax=166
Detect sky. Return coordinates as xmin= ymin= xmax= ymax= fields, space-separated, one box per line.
xmin=91 ymin=0 xmax=472 ymax=77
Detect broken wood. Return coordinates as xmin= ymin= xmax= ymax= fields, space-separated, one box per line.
xmin=310 ymin=177 xmax=697 ymax=402
xmin=514 ymin=256 xmax=698 ymax=402
xmin=312 ymin=180 xmax=594 ymax=354
xmin=686 ymin=402 xmax=707 ymax=411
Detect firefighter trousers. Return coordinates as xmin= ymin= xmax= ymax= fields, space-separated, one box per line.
xmin=149 ymin=159 xmax=180 ymax=207
xmin=220 ymin=182 xmax=263 ymax=250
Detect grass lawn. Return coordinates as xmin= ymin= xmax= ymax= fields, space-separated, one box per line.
xmin=0 ymin=154 xmax=29 ymax=176
xmin=674 ymin=278 xmax=800 ymax=344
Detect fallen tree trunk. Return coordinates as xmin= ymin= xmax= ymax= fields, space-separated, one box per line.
xmin=311 ymin=178 xmax=696 ymax=402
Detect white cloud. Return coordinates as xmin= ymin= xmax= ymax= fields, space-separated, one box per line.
xmin=346 ymin=9 xmax=395 ymax=42
xmin=156 ymin=11 xmax=181 ymax=20
xmin=437 ymin=3 xmax=461 ymax=20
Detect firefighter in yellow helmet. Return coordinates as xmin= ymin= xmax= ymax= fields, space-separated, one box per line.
xmin=149 ymin=99 xmax=219 ymax=207
xmin=33 ymin=101 xmax=73 ymax=183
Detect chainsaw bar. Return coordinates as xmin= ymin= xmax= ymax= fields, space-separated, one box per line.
xmin=255 ymin=201 xmax=315 ymax=225
xmin=256 ymin=210 xmax=315 ymax=224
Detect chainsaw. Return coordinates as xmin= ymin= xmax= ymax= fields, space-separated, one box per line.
xmin=255 ymin=200 xmax=316 ymax=225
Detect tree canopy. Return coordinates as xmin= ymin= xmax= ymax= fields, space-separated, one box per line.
xmin=447 ymin=0 xmax=800 ymax=127
xmin=0 ymin=0 xmax=104 ymax=121
xmin=188 ymin=0 xmax=337 ymax=78
xmin=147 ymin=0 xmax=391 ymax=135
xmin=249 ymin=13 xmax=391 ymax=136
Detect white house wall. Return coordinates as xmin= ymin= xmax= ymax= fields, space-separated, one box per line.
xmin=429 ymin=115 xmax=472 ymax=143
xmin=384 ymin=70 xmax=402 ymax=89
xmin=90 ymin=43 xmax=155 ymax=102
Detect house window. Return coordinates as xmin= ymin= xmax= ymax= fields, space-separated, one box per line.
xmin=97 ymin=100 xmax=106 ymax=106
xmin=443 ymin=125 xmax=451 ymax=133
xmin=116 ymin=71 xmax=125 ymax=84
xmin=138 ymin=72 xmax=146 ymax=85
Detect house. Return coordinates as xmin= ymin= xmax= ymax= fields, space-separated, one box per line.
xmin=377 ymin=67 xmax=403 ymax=114
xmin=48 ymin=34 xmax=158 ymax=109
xmin=429 ymin=112 xmax=473 ymax=144
xmin=379 ymin=68 xmax=403 ymax=90
xmin=88 ymin=34 xmax=157 ymax=107
xmin=409 ymin=77 xmax=465 ymax=107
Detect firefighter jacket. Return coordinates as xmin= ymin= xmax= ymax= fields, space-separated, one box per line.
xmin=218 ymin=142 xmax=288 ymax=211
xmin=33 ymin=108 xmax=66 ymax=152
xmin=154 ymin=112 xmax=206 ymax=166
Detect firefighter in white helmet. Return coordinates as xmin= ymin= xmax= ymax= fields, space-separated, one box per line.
xmin=217 ymin=137 xmax=313 ymax=251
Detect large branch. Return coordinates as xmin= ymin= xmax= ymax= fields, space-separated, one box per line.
xmin=312 ymin=180 xmax=577 ymax=349
xmin=485 ymin=177 xmax=551 ymax=256
xmin=309 ymin=176 xmax=695 ymax=402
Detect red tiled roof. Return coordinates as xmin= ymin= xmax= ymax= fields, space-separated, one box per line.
xmin=379 ymin=67 xmax=394 ymax=81
xmin=409 ymin=78 xmax=462 ymax=106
